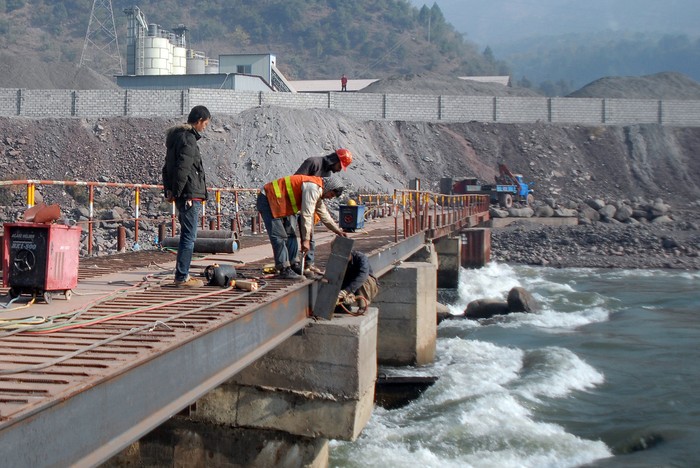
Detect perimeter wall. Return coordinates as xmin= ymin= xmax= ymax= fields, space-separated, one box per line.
xmin=1 ymin=88 xmax=699 ymax=126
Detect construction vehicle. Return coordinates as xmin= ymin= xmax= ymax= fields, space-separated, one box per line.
xmin=443 ymin=163 xmax=534 ymax=208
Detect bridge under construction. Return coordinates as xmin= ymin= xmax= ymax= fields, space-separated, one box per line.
xmin=0 ymin=182 xmax=490 ymax=467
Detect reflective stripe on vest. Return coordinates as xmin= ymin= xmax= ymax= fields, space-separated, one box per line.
xmin=284 ymin=177 xmax=299 ymax=213
xmin=271 ymin=177 xmax=299 ymax=213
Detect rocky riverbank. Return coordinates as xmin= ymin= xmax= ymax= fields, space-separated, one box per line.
xmin=490 ymin=197 xmax=700 ymax=270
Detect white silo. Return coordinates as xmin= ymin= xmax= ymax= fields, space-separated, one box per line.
xmin=205 ymin=57 xmax=219 ymax=74
xmin=143 ymin=35 xmax=171 ymax=75
xmin=172 ymin=45 xmax=187 ymax=75
xmin=187 ymin=50 xmax=206 ymax=74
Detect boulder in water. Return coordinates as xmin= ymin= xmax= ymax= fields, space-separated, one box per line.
xmin=465 ymin=299 xmax=510 ymax=319
xmin=507 ymin=287 xmax=539 ymax=312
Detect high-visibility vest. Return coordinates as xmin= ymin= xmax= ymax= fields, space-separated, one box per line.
xmin=264 ymin=175 xmax=323 ymax=219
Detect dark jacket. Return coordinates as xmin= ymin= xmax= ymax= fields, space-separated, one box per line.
xmin=162 ymin=124 xmax=208 ymax=200
xmin=341 ymin=250 xmax=374 ymax=294
xmin=294 ymin=153 xmax=340 ymax=177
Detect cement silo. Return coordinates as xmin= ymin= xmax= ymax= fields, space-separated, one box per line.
xmin=123 ymin=8 xmax=213 ymax=77
xmin=143 ymin=31 xmax=171 ymax=76
xmin=187 ymin=50 xmax=206 ymax=74
xmin=205 ymin=57 xmax=220 ymax=74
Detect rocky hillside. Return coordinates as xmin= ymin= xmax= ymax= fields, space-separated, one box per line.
xmin=2 ymin=73 xmax=699 ymax=268
xmin=1 ymin=105 xmax=699 ymax=211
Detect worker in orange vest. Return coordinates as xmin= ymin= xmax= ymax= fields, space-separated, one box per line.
xmin=294 ymin=148 xmax=353 ymax=276
xmin=256 ymin=175 xmax=347 ymax=279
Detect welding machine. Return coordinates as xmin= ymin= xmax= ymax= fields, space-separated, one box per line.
xmin=2 ymin=222 xmax=82 ymax=303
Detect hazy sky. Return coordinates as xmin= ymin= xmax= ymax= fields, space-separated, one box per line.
xmin=408 ymin=0 xmax=700 ymax=46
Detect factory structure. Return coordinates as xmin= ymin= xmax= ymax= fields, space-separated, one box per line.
xmin=118 ymin=6 xmax=293 ymax=92
xmin=115 ymin=5 xmax=508 ymax=93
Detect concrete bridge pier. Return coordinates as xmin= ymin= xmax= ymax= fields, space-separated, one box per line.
xmin=434 ymin=236 xmax=461 ymax=288
xmin=373 ymin=249 xmax=438 ymax=366
xmin=107 ymin=309 xmax=378 ymax=467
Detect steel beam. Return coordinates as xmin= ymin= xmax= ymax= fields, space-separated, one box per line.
xmin=369 ymin=232 xmax=427 ymax=277
xmin=0 ymin=286 xmax=310 ymax=467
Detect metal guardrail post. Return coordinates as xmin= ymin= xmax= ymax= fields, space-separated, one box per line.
xmin=88 ymin=185 xmax=95 ymax=256
xmin=215 ymin=190 xmax=222 ymax=230
xmin=134 ymin=187 xmax=140 ymax=244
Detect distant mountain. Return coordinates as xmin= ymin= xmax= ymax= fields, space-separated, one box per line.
xmin=498 ymin=31 xmax=700 ymax=95
xmin=409 ymin=0 xmax=700 ymax=47
xmin=408 ymin=0 xmax=700 ymax=96
xmin=0 ymin=0 xmax=506 ymax=85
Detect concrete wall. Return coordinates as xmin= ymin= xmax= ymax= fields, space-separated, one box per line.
xmin=1 ymin=87 xmax=699 ymax=126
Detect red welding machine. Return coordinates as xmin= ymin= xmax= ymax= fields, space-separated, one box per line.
xmin=2 ymin=222 xmax=81 ymax=303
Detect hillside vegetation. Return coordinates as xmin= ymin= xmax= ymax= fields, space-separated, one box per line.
xmin=0 ymin=0 xmax=507 ymax=83
xmin=501 ymin=32 xmax=700 ymax=96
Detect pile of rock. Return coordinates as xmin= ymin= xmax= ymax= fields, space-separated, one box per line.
xmin=490 ymin=199 xmax=700 ymax=270
xmin=490 ymin=196 xmax=677 ymax=225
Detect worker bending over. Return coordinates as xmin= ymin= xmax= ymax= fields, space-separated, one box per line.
xmin=257 ymin=175 xmax=347 ymax=280
xmin=337 ymin=250 xmax=379 ymax=311
xmin=295 ymin=148 xmax=353 ymax=276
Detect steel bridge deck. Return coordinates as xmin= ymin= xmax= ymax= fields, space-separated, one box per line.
xmin=0 ymin=213 xmax=485 ymax=466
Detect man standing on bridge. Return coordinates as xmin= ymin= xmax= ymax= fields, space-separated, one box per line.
xmin=162 ymin=105 xmax=211 ymax=288
xmin=257 ymin=174 xmax=347 ymax=280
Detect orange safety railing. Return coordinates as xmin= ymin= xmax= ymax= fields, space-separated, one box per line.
xmin=0 ymin=180 xmax=262 ymax=256
xmin=391 ymin=188 xmax=490 ymax=242
xmin=0 ymin=180 xmax=490 ymax=255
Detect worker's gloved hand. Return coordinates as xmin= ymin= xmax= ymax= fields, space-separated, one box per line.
xmin=164 ymin=190 xmax=175 ymax=203
xmin=337 ymin=290 xmax=348 ymax=304
xmin=343 ymin=292 xmax=356 ymax=306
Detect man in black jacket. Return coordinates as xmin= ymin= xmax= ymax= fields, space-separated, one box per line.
xmin=162 ymin=105 xmax=211 ymax=288
xmin=337 ymin=250 xmax=379 ymax=310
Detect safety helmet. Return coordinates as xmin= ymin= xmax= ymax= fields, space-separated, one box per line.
xmin=347 ymin=199 xmax=357 ymax=206
xmin=336 ymin=148 xmax=353 ymax=170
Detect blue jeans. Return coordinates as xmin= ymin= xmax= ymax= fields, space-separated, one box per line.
xmin=175 ymin=199 xmax=201 ymax=281
xmin=256 ymin=192 xmax=299 ymax=270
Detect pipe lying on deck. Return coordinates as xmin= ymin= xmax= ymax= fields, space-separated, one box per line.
xmin=161 ymin=237 xmax=239 ymax=253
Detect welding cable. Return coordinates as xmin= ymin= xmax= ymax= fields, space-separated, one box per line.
xmin=0 ymin=285 xmax=269 ymax=375
xmin=0 ymin=295 xmax=19 ymax=309
xmin=0 ymin=273 xmax=171 ymax=336
xmin=0 ymin=295 xmax=34 ymax=310
xmin=336 ymin=295 xmax=369 ymax=317
xmin=26 ymin=286 xmax=236 ymax=334
xmin=0 ymin=315 xmax=46 ymax=329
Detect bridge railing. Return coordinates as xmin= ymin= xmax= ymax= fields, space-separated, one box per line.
xmin=391 ymin=189 xmax=490 ymax=242
xmin=0 ymin=180 xmax=263 ymax=256
xmin=0 ymin=180 xmax=490 ymax=256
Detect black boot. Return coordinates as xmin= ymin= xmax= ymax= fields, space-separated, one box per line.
xmin=279 ymin=266 xmax=302 ymax=280
xmin=291 ymin=262 xmax=303 ymax=275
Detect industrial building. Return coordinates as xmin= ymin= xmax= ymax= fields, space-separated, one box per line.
xmin=115 ymin=6 xmax=509 ymax=94
xmin=117 ymin=6 xmax=292 ymax=92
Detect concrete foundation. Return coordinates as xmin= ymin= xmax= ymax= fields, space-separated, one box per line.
xmin=373 ymin=262 xmax=437 ymax=366
xmin=190 ymin=309 xmax=378 ymax=441
xmin=433 ymin=237 xmax=461 ymax=288
xmin=105 ymin=417 xmax=328 ymax=468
